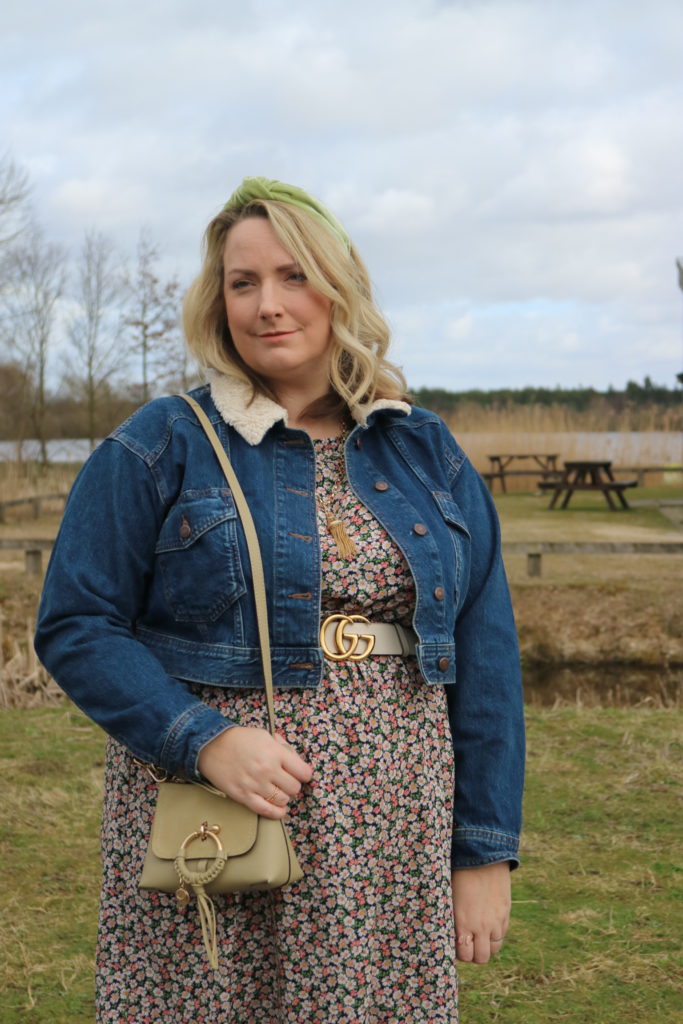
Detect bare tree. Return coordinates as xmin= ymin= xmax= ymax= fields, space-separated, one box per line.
xmin=158 ymin=326 xmax=202 ymax=395
xmin=0 ymin=153 xmax=31 ymax=251
xmin=0 ymin=360 xmax=34 ymax=443
xmin=67 ymin=229 xmax=126 ymax=449
xmin=124 ymin=229 xmax=181 ymax=403
xmin=2 ymin=226 xmax=67 ymax=465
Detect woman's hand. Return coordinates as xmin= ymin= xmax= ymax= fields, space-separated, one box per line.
xmin=197 ymin=726 xmax=313 ymax=819
xmin=451 ymin=861 xmax=511 ymax=964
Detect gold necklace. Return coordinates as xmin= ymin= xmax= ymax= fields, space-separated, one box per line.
xmin=316 ymin=427 xmax=358 ymax=560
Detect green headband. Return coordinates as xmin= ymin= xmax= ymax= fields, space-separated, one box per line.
xmin=223 ymin=177 xmax=351 ymax=252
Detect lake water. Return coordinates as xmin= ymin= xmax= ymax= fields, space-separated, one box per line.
xmin=0 ymin=439 xmax=100 ymax=463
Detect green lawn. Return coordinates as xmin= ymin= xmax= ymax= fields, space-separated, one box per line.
xmin=494 ymin=485 xmax=680 ymax=540
xmin=1 ymin=705 xmax=681 ymax=1023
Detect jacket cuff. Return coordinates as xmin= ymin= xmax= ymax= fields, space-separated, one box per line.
xmin=159 ymin=701 xmax=236 ymax=780
xmin=451 ymin=825 xmax=521 ymax=870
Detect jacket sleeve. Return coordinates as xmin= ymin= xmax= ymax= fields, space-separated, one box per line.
xmin=444 ymin=434 xmax=525 ymax=869
xmin=34 ymin=436 xmax=233 ymax=779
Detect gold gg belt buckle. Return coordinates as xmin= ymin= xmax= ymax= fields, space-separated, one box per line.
xmin=320 ymin=613 xmax=376 ymax=662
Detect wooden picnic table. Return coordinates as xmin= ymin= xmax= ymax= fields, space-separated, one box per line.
xmin=486 ymin=453 xmax=560 ymax=492
xmin=539 ymin=459 xmax=638 ymax=510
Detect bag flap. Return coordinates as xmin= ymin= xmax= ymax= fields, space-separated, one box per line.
xmin=150 ymin=782 xmax=259 ymax=859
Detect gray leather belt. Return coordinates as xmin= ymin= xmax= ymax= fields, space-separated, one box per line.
xmin=320 ymin=613 xmax=417 ymax=661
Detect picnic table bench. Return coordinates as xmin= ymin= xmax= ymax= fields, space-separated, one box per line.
xmin=539 ymin=460 xmax=637 ymax=510
xmin=485 ymin=453 xmax=560 ymax=492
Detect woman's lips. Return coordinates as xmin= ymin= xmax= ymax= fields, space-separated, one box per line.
xmin=258 ymin=330 xmax=296 ymax=340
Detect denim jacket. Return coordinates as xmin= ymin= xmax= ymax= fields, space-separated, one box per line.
xmin=35 ymin=375 xmax=525 ymax=869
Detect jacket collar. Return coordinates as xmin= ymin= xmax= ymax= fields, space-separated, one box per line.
xmin=209 ymin=372 xmax=411 ymax=446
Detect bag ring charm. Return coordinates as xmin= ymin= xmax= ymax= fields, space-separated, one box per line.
xmin=174 ymin=822 xmax=228 ymax=888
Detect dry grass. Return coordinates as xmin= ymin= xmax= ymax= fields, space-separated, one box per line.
xmin=0 ymin=462 xmax=77 ymax=505
xmin=0 ymin=570 xmax=63 ymax=709
xmin=0 ymin=614 xmax=63 ymax=708
xmin=443 ymin=401 xmax=682 ymax=433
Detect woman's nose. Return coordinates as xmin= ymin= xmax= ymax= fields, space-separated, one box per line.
xmin=258 ymin=280 xmax=284 ymax=319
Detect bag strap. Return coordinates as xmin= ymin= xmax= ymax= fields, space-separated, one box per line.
xmin=178 ymin=393 xmax=277 ymax=736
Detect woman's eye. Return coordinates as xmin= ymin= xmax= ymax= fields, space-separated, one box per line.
xmin=230 ymin=279 xmax=251 ymax=291
xmin=288 ymin=271 xmax=307 ymax=283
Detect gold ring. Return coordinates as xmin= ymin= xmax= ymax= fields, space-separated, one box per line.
xmin=265 ymin=787 xmax=281 ymax=804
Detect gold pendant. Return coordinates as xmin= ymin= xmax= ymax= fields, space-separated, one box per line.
xmin=175 ymin=884 xmax=190 ymax=907
xmin=327 ymin=515 xmax=359 ymax=559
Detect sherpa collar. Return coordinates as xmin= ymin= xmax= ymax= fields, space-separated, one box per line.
xmin=208 ymin=372 xmax=411 ymax=446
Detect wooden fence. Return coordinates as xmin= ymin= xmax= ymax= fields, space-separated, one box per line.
xmin=0 ymin=493 xmax=68 ymax=523
xmin=3 ymin=537 xmax=683 ymax=578
xmin=502 ymin=540 xmax=683 ymax=576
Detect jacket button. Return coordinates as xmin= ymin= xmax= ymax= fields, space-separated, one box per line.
xmin=433 ymin=586 xmax=445 ymax=601
xmin=374 ymin=480 xmax=389 ymax=491
xmin=438 ymin=656 xmax=450 ymax=672
xmin=179 ymin=517 xmax=191 ymax=539
xmin=413 ymin=522 xmax=428 ymax=536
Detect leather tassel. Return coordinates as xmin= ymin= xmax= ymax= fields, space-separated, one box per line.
xmin=327 ymin=514 xmax=359 ymax=559
xmin=195 ymin=887 xmax=219 ymax=970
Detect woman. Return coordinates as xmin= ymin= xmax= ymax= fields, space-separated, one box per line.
xmin=36 ymin=177 xmax=524 ymax=1023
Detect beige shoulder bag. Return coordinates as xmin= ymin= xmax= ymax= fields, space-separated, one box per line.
xmin=139 ymin=393 xmax=303 ymax=968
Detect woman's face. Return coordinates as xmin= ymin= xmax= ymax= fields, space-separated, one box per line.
xmin=222 ymin=217 xmax=333 ymax=395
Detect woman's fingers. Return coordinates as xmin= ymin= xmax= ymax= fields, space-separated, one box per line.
xmin=451 ymin=862 xmax=511 ymax=964
xmin=455 ymin=932 xmax=475 ymax=962
xmin=276 ymin=733 xmax=314 ymax=783
xmin=197 ymin=725 xmax=313 ymax=817
xmin=455 ymin=931 xmax=505 ymax=964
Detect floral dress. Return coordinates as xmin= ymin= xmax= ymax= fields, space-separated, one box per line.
xmin=96 ymin=436 xmax=459 ymax=1023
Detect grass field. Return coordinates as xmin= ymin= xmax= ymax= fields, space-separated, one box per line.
xmin=1 ymin=705 xmax=681 ymax=1023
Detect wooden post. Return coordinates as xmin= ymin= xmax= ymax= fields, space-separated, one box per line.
xmin=527 ymin=552 xmax=542 ymax=577
xmin=25 ymin=549 xmax=43 ymax=575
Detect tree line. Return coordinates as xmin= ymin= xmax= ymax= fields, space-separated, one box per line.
xmin=411 ymin=378 xmax=682 ymax=416
xmin=0 ymin=154 xmax=198 ymax=461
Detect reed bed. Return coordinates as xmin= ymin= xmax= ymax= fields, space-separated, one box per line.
xmin=442 ymin=401 xmax=682 ymax=433
xmin=0 ymin=614 xmax=63 ymax=709
xmin=0 ymin=461 xmax=78 ymax=505
xmin=447 ymin=428 xmax=682 ymax=489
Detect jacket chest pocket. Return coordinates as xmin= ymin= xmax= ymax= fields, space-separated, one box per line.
xmin=432 ymin=492 xmax=471 ymax=594
xmin=155 ymin=490 xmax=246 ymax=622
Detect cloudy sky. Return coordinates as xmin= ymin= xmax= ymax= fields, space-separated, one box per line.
xmin=3 ymin=0 xmax=682 ymax=392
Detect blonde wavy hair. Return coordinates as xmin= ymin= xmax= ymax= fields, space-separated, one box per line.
xmin=183 ymin=198 xmax=408 ymax=410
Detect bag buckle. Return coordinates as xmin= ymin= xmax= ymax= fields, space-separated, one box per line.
xmin=132 ymin=757 xmax=173 ymax=783
xmin=320 ymin=613 xmax=376 ymax=661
